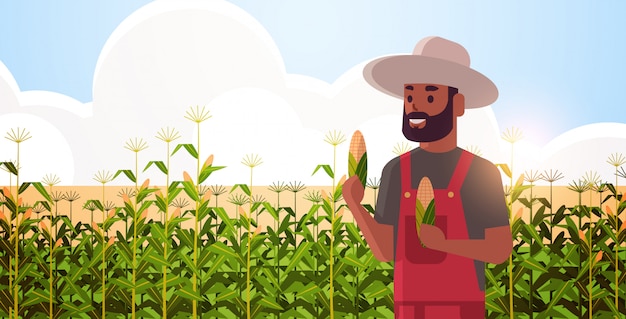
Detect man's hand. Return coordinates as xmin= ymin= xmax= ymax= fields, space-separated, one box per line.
xmin=420 ymin=224 xmax=513 ymax=264
xmin=343 ymin=175 xmax=365 ymax=206
xmin=419 ymin=224 xmax=446 ymax=251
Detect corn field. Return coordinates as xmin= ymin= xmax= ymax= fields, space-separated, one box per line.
xmin=0 ymin=111 xmax=625 ymax=318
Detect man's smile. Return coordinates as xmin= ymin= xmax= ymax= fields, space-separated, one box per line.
xmin=409 ymin=118 xmax=426 ymax=129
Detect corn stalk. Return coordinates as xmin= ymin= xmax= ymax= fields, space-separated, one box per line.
xmin=314 ymin=130 xmax=346 ymax=319
xmin=500 ymin=126 xmax=523 ymax=319
xmin=608 ymin=153 xmax=625 ymax=319
xmin=5 ymin=128 xmax=31 ymax=319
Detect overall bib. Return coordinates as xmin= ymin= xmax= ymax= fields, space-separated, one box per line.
xmin=394 ymin=150 xmax=485 ymax=319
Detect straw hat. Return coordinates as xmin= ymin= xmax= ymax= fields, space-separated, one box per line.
xmin=363 ymin=36 xmax=498 ymax=108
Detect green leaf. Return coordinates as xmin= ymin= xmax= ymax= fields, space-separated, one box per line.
xmin=312 ymin=164 xmax=334 ymax=179
xmin=137 ymin=188 xmax=158 ymax=203
xmin=172 ymin=143 xmax=198 ymax=159
xmin=135 ymin=278 xmax=153 ymax=294
xmin=230 ymin=183 xmax=251 ymax=196
xmin=367 ymin=285 xmax=392 ymax=299
xmin=257 ymin=297 xmax=284 ymax=310
xmin=522 ymin=224 xmax=544 ymax=247
xmin=214 ymin=207 xmax=235 ymax=237
xmin=198 ymin=165 xmax=225 ymax=184
xmin=115 ymin=237 xmax=133 ymax=265
xmin=14 ymin=263 xmax=34 ymax=285
xmin=18 ymin=182 xmax=30 ymax=194
xmin=31 ymin=182 xmax=53 ymax=202
xmin=84 ymin=199 xmax=104 ymax=212
xmin=485 ymin=296 xmax=508 ymax=315
xmin=34 ymin=200 xmax=52 ymax=212
xmin=150 ymin=223 xmax=168 ymax=243
xmin=168 ymin=181 xmax=181 ymax=197
xmin=143 ymin=160 xmax=168 ymax=174
xmin=262 ymin=202 xmax=279 ymax=221
xmin=175 ymin=284 xmax=204 ymax=301
xmin=496 ymin=163 xmax=512 ymax=179
xmin=110 ymin=277 xmax=134 ymax=290
xmin=285 ymin=242 xmax=314 ymax=273
xmin=342 ymin=254 xmax=366 ymax=268
xmin=181 ymin=180 xmax=199 ymax=202
xmin=603 ymin=296 xmax=621 ymax=317
xmin=114 ymin=169 xmax=137 ymax=183
xmin=344 ymin=223 xmax=365 ymax=246
xmin=143 ymin=250 xmax=170 ymax=268
xmin=0 ymin=161 xmax=18 ymax=175
xmin=215 ymin=289 xmax=239 ymax=302
xmin=22 ymin=289 xmax=50 ymax=307
xmin=520 ymin=256 xmax=548 ymax=273
xmin=207 ymin=241 xmax=240 ymax=262
xmin=65 ymin=277 xmax=91 ymax=303
xmin=60 ymin=301 xmax=94 ymax=314
xmin=197 ymin=247 xmax=212 ymax=268
xmin=543 ymin=280 xmax=574 ymax=315
xmin=176 ymin=229 xmax=194 ymax=248
xmin=537 ymin=197 xmax=551 ymax=209
xmin=316 ymin=290 xmax=331 ymax=310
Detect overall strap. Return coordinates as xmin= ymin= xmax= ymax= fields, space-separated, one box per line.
xmin=447 ymin=150 xmax=474 ymax=191
xmin=400 ymin=152 xmax=412 ymax=191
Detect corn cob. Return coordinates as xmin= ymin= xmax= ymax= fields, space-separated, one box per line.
xmin=348 ymin=130 xmax=368 ymax=187
xmin=415 ymin=177 xmax=436 ymax=237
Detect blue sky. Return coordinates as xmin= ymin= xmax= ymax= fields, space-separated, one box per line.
xmin=1 ymin=0 xmax=625 ymax=145
xmin=0 ymin=0 xmax=626 ymax=188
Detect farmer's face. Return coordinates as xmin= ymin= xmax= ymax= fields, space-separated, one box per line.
xmin=402 ymin=83 xmax=457 ymax=143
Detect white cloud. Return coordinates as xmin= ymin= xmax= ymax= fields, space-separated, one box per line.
xmin=0 ymin=113 xmax=74 ymax=186
xmin=3 ymin=0 xmax=619 ymax=188
xmin=536 ymin=123 xmax=626 ymax=186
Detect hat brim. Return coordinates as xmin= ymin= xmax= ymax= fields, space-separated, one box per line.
xmin=363 ymin=55 xmax=498 ymax=109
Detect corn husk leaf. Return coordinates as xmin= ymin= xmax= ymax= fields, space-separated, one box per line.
xmin=422 ymin=200 xmax=436 ymax=226
xmin=348 ymin=130 xmax=368 ymax=187
xmin=415 ymin=177 xmax=435 ymax=236
xmin=348 ymin=152 xmax=368 ymax=187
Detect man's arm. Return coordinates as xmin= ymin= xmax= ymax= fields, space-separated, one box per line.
xmin=343 ymin=176 xmax=394 ymax=262
xmin=420 ymin=224 xmax=512 ymax=264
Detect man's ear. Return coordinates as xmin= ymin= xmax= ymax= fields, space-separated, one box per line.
xmin=453 ymin=93 xmax=465 ymax=117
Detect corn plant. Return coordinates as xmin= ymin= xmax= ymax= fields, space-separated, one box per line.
xmin=365 ymin=177 xmax=380 ymax=208
xmin=145 ymin=126 xmax=180 ymax=319
xmin=241 ymin=153 xmax=262 ymax=319
xmin=313 ymin=130 xmax=346 ymax=319
xmin=180 ymin=105 xmax=213 ymax=318
xmin=8 ymin=113 xmax=626 ymax=319
xmin=608 ymin=152 xmax=626 ymax=318
xmin=4 ymin=128 xmax=30 ymax=319
xmin=498 ymin=126 xmax=524 ymax=319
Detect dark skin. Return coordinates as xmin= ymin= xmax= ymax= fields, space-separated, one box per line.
xmin=343 ymin=83 xmax=512 ymax=264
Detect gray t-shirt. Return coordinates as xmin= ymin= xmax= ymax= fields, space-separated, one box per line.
xmin=374 ymin=147 xmax=509 ymax=290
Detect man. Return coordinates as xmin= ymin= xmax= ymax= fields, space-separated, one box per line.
xmin=343 ymin=36 xmax=512 ymax=319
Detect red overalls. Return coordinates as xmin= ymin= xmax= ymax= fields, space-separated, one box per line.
xmin=394 ymin=150 xmax=485 ymax=319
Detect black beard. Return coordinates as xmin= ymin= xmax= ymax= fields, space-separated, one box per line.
xmin=402 ymin=99 xmax=454 ymax=143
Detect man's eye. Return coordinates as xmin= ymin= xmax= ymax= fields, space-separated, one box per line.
xmin=407 ymin=95 xmax=413 ymax=103
xmin=428 ymin=96 xmax=434 ymax=103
